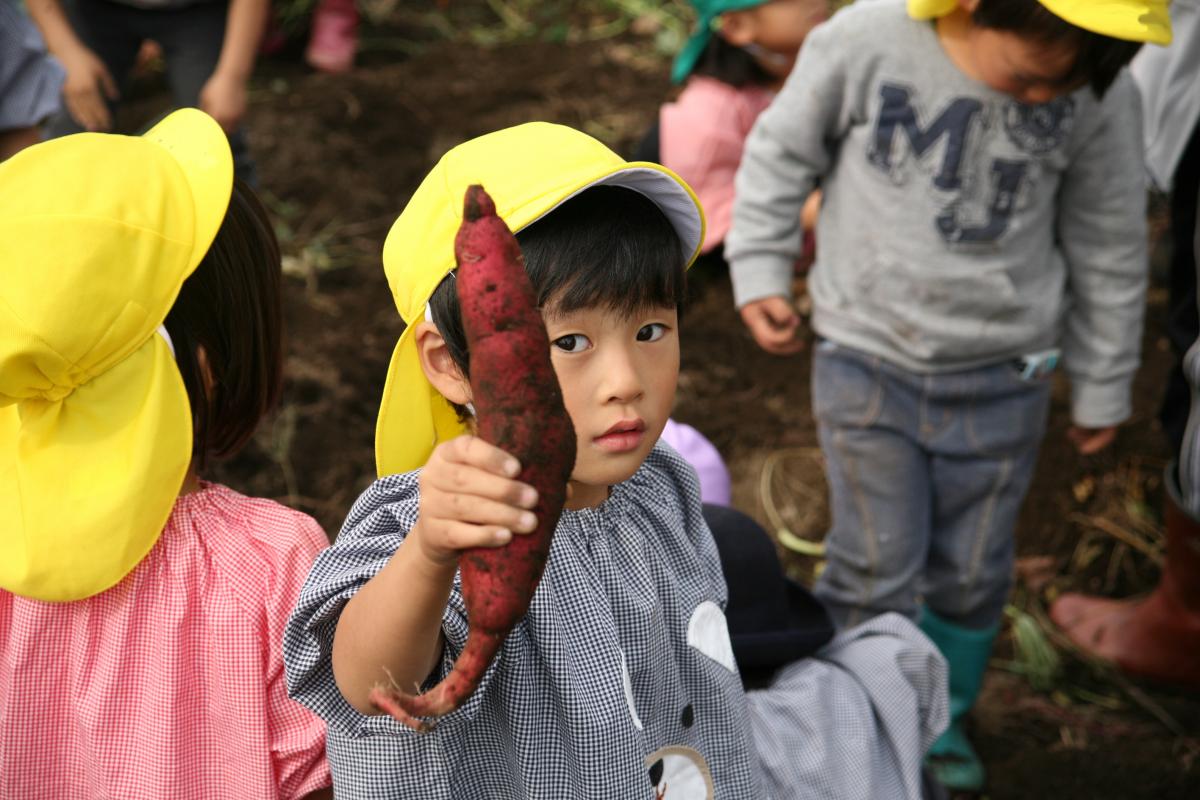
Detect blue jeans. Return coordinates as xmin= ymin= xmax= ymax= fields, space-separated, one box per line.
xmin=811 ymin=340 xmax=1051 ymax=629
xmin=44 ymin=0 xmax=256 ymax=184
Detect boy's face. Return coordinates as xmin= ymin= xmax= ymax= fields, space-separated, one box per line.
xmin=964 ymin=26 xmax=1084 ymax=103
xmin=542 ymin=300 xmax=680 ymax=510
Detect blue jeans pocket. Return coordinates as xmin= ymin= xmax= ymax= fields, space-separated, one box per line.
xmin=812 ymin=341 xmax=885 ymax=428
xmin=964 ymin=366 xmax=1051 ymax=457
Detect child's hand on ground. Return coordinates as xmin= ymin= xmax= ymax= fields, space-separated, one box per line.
xmin=60 ymin=44 xmax=118 ymax=132
xmin=199 ymin=71 xmax=248 ymax=133
xmin=410 ymin=434 xmax=540 ymax=569
xmin=1068 ymin=425 xmax=1116 ymax=455
xmin=740 ymin=296 xmax=804 ymax=355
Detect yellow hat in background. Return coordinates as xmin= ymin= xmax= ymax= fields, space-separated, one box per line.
xmin=0 ymin=108 xmax=233 ymax=602
xmin=908 ymin=0 xmax=1172 ymax=44
xmin=376 ymin=122 xmax=705 ymax=477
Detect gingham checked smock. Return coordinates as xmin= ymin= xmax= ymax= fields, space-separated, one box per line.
xmin=284 ymin=444 xmax=947 ymax=799
xmin=1 ymin=482 xmax=332 ymax=800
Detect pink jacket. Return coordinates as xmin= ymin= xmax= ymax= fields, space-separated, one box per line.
xmin=659 ymin=77 xmax=775 ymax=253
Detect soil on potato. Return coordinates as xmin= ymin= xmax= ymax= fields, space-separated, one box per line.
xmin=121 ymin=10 xmax=1197 ymax=797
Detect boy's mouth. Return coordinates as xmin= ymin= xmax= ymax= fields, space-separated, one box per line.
xmin=594 ymin=419 xmax=646 ymax=453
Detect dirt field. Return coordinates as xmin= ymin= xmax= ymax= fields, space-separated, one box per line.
xmin=121 ymin=5 xmax=1199 ymax=796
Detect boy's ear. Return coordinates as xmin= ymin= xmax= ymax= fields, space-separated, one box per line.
xmin=957 ymin=0 xmax=981 ymax=13
xmin=414 ymin=321 xmax=473 ymax=406
xmin=715 ymin=10 xmax=757 ymax=47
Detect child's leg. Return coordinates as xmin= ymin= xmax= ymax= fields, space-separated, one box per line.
xmin=810 ymin=340 xmax=933 ymax=628
xmin=918 ymin=363 xmax=1050 ymax=792
xmin=42 ymin=0 xmax=142 ymax=139
xmin=151 ymin=3 xmax=257 ymax=184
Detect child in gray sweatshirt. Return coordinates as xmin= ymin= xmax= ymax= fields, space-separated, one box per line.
xmin=726 ymin=0 xmax=1171 ymax=792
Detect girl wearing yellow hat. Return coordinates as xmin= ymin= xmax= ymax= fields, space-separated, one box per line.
xmin=284 ymin=122 xmax=948 ymax=799
xmin=0 ymin=109 xmax=331 ymax=798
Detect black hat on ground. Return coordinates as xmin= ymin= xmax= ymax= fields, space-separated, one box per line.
xmin=701 ymin=503 xmax=834 ymax=677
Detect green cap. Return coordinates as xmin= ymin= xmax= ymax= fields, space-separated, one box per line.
xmin=672 ymin=0 xmax=767 ymax=84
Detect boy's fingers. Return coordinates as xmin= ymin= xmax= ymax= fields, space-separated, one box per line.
xmin=427 ymin=455 xmax=538 ymax=509
xmin=433 ymin=491 xmax=538 ymax=533
xmin=743 ymin=309 xmax=803 ymax=355
xmin=447 ymin=434 xmax=522 ymax=477
xmin=437 ymin=520 xmax=515 ymax=551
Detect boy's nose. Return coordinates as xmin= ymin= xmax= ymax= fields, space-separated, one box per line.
xmin=600 ymin=349 xmax=643 ymax=403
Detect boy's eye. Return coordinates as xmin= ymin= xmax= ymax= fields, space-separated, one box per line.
xmin=552 ymin=333 xmax=591 ymax=353
xmin=637 ymin=323 xmax=667 ymax=343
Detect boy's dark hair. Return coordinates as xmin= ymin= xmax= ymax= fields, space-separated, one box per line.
xmin=973 ymin=0 xmax=1142 ymax=97
xmin=429 ymin=184 xmax=685 ymax=413
xmin=690 ymin=34 xmax=775 ymax=88
xmin=164 ymin=177 xmax=284 ymax=470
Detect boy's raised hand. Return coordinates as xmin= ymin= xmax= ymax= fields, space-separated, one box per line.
xmin=410 ymin=434 xmax=540 ymax=569
xmin=740 ymin=296 xmax=804 ymax=355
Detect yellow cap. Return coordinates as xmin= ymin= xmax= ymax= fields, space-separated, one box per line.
xmin=908 ymin=0 xmax=1171 ymax=44
xmin=0 ymin=108 xmax=234 ymax=601
xmin=375 ymin=122 xmax=705 ymax=477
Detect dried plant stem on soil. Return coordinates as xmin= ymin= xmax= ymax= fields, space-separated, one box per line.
xmin=1068 ymin=512 xmax=1164 ymax=565
xmin=759 ymin=447 xmax=827 ymax=558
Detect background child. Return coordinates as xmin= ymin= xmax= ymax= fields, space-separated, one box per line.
xmin=0 ymin=0 xmax=63 ymax=159
xmin=27 ymin=0 xmax=267 ymax=182
xmin=0 ymin=109 xmax=330 ymax=799
xmin=283 ymin=121 xmax=946 ymax=799
xmin=637 ymin=0 xmax=826 ymax=272
xmin=725 ymin=0 xmax=1169 ymax=791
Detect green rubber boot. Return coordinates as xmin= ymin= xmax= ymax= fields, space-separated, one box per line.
xmin=919 ymin=609 xmax=999 ymax=793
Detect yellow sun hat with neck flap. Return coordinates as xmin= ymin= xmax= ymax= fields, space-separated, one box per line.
xmin=0 ymin=108 xmax=233 ymax=602
xmin=908 ymin=0 xmax=1172 ymax=44
xmin=375 ymin=122 xmax=705 ymax=478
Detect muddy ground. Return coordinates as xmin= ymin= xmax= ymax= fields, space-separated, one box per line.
xmin=121 ymin=5 xmax=1198 ymax=796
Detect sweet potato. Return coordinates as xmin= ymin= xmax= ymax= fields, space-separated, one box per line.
xmin=370 ymin=185 xmax=576 ymax=731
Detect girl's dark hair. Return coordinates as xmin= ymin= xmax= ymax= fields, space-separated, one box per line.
xmin=973 ymin=0 xmax=1142 ymax=97
xmin=164 ymin=177 xmax=284 ymax=470
xmin=689 ymin=34 xmax=774 ymax=88
xmin=428 ymin=184 xmax=685 ymax=411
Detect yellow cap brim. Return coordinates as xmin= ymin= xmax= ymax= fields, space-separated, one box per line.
xmin=908 ymin=0 xmax=1172 ymax=44
xmin=0 ymin=336 xmax=191 ymax=601
xmin=907 ymin=0 xmax=957 ymax=20
xmin=1042 ymin=0 xmax=1172 ymax=45
xmin=375 ymin=323 xmax=471 ymax=478
xmin=142 ymin=107 xmax=234 ymax=276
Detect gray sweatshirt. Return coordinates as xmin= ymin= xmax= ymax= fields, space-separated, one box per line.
xmin=727 ymin=0 xmax=1147 ymax=428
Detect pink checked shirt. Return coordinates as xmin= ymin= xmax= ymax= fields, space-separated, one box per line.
xmin=0 ymin=482 xmax=332 ymax=800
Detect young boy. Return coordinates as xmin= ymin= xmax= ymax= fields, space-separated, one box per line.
xmin=726 ymin=0 xmax=1170 ymax=791
xmin=283 ymin=122 xmax=948 ymax=799
xmin=27 ymin=0 xmax=266 ymax=181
